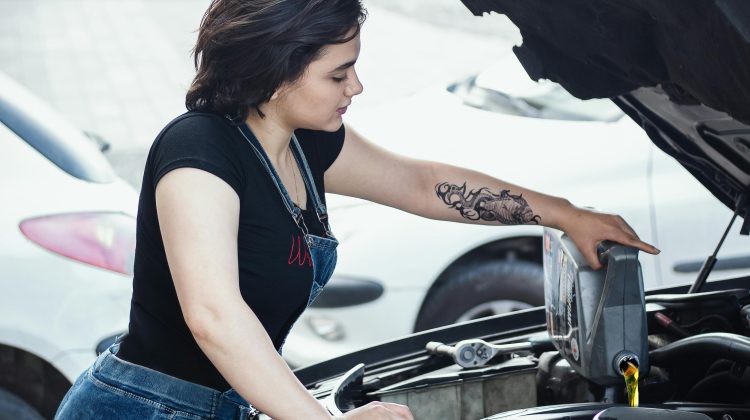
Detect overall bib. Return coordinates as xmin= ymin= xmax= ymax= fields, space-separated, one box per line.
xmin=236 ymin=121 xmax=339 ymax=310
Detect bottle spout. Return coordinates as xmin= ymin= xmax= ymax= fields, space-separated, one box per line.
xmin=615 ymin=352 xmax=640 ymax=375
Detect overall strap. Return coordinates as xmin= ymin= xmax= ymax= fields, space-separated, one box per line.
xmin=289 ymin=134 xmax=334 ymax=237
xmin=235 ymin=121 xmax=309 ymax=236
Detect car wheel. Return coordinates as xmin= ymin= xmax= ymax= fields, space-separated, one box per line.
xmin=415 ymin=260 xmax=544 ymax=331
xmin=0 ymin=388 xmax=44 ymax=420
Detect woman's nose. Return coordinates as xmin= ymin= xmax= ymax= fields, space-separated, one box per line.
xmin=346 ymin=70 xmax=364 ymax=97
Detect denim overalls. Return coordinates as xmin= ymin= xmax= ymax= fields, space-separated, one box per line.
xmin=55 ymin=340 xmax=266 ymax=419
xmin=236 ymin=120 xmax=339 ymax=311
xmin=55 ymin=123 xmax=338 ymax=420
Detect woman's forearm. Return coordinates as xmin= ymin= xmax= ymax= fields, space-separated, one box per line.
xmin=417 ymin=161 xmax=576 ymax=230
xmin=187 ymin=300 xmax=331 ymax=420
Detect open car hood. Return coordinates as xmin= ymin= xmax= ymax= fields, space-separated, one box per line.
xmin=460 ymin=0 xmax=750 ymax=223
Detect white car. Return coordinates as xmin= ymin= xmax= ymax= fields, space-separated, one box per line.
xmin=0 ymin=72 xmax=137 ymax=419
xmin=283 ymin=54 xmax=750 ymax=368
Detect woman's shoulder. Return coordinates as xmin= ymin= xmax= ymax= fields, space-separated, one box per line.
xmin=147 ymin=110 xmax=244 ymax=158
xmin=158 ymin=110 xmax=234 ymax=141
xmin=146 ymin=110 xmax=248 ymax=196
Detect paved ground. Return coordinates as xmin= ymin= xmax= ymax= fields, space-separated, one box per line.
xmin=0 ymin=0 xmax=519 ymax=189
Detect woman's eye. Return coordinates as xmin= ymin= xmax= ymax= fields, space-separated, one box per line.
xmin=332 ymin=76 xmax=347 ymax=83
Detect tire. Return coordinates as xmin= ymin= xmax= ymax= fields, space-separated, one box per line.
xmin=415 ymin=260 xmax=544 ymax=332
xmin=0 ymin=388 xmax=44 ymax=420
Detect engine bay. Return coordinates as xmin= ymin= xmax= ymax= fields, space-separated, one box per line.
xmin=359 ymin=287 xmax=750 ymax=419
xmin=307 ymin=229 xmax=750 ymax=420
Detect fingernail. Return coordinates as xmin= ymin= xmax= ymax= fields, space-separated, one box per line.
xmin=654 ymin=247 xmax=661 ymax=254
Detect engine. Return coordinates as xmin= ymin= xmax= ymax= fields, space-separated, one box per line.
xmin=312 ymin=230 xmax=750 ymax=420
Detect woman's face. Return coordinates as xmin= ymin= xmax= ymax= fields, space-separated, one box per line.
xmin=274 ymin=30 xmax=364 ymax=132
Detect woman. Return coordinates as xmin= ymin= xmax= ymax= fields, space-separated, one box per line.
xmin=55 ymin=0 xmax=658 ymax=419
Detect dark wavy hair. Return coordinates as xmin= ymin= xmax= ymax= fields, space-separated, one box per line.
xmin=186 ymin=0 xmax=367 ymax=122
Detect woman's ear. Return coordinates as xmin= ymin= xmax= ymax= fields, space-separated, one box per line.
xmin=270 ymin=81 xmax=289 ymax=102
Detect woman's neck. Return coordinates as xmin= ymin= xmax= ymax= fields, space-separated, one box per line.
xmin=244 ymin=110 xmax=294 ymax=163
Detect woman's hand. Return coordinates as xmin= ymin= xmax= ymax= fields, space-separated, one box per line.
xmin=335 ymin=401 xmax=414 ymax=420
xmin=559 ymin=205 xmax=660 ymax=270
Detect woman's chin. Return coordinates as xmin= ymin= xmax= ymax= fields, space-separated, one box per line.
xmin=298 ymin=115 xmax=344 ymax=133
xmin=321 ymin=117 xmax=345 ymax=132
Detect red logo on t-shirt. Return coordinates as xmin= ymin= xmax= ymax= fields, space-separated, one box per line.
xmin=288 ymin=235 xmax=312 ymax=267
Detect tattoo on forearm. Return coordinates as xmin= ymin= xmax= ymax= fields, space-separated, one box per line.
xmin=435 ymin=182 xmax=541 ymax=225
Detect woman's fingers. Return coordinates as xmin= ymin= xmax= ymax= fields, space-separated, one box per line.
xmin=565 ymin=209 xmax=660 ymax=270
xmin=621 ymin=235 xmax=660 ymax=255
xmin=343 ymin=401 xmax=414 ymax=419
xmin=614 ymin=215 xmax=638 ymax=238
xmin=607 ymin=217 xmax=659 ymax=255
xmin=581 ymin=242 xmax=604 ymax=270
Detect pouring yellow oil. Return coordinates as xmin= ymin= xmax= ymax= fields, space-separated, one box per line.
xmin=620 ymin=360 xmax=639 ymax=407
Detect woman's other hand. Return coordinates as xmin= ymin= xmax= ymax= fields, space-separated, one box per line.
xmin=560 ymin=205 xmax=660 ymax=270
xmin=335 ymin=401 xmax=414 ymax=420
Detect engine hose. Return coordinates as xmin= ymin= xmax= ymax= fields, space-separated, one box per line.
xmin=649 ymin=333 xmax=750 ymax=367
xmin=685 ymin=370 xmax=750 ymax=402
xmin=706 ymin=359 xmax=735 ymax=376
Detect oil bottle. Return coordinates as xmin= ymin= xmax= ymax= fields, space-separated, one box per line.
xmin=543 ymin=228 xmax=649 ymax=386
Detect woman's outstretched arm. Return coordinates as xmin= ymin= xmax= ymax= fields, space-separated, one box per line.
xmin=325 ymin=124 xmax=659 ymax=269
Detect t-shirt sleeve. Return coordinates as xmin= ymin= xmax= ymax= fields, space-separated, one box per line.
xmin=318 ymin=124 xmax=346 ymax=171
xmin=150 ymin=114 xmax=245 ymax=197
xmin=296 ymin=124 xmax=346 ymax=173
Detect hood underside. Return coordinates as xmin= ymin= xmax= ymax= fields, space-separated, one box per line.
xmin=460 ymin=0 xmax=750 ymax=220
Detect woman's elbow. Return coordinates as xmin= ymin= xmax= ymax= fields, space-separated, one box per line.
xmin=183 ymin=302 xmax=232 ymax=342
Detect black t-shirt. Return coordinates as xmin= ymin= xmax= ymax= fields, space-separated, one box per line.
xmin=117 ymin=111 xmax=345 ymax=391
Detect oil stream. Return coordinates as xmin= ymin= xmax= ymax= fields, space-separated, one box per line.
xmin=621 ymin=360 xmax=639 ymax=407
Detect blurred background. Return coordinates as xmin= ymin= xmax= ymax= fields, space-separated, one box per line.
xmin=0 ymin=3 xmax=525 ymax=417
xmin=0 ymin=0 xmax=520 ymax=189
xmin=2 ymin=1 xmax=747 ymax=418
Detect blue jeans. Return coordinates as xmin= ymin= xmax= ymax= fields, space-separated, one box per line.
xmin=54 ymin=343 xmax=260 ymax=419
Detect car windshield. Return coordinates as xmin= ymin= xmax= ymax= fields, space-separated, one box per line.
xmin=448 ymin=57 xmax=624 ymax=122
xmin=0 ymin=73 xmax=115 ymax=183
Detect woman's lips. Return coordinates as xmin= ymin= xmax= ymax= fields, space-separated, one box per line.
xmin=337 ymin=106 xmax=348 ymax=115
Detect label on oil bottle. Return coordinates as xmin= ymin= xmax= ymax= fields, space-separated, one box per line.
xmin=548 ymin=248 xmax=580 ymax=363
